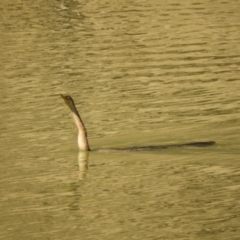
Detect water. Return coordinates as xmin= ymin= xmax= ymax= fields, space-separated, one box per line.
xmin=1 ymin=0 xmax=240 ymax=239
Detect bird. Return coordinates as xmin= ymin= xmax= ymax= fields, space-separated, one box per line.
xmin=61 ymin=94 xmax=215 ymax=151
xmin=61 ymin=94 xmax=90 ymax=151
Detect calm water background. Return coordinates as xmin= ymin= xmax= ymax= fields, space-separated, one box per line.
xmin=1 ymin=0 xmax=240 ymax=239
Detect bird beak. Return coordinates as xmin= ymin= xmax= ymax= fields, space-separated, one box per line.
xmin=60 ymin=94 xmax=65 ymax=99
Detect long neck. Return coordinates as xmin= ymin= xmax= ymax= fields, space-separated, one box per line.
xmin=71 ymin=111 xmax=90 ymax=151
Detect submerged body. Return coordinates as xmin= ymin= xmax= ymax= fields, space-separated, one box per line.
xmin=61 ymin=94 xmax=215 ymax=151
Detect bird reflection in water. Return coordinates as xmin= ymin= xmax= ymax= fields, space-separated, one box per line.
xmin=78 ymin=151 xmax=89 ymax=181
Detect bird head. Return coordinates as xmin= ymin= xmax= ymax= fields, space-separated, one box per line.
xmin=60 ymin=94 xmax=78 ymax=114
